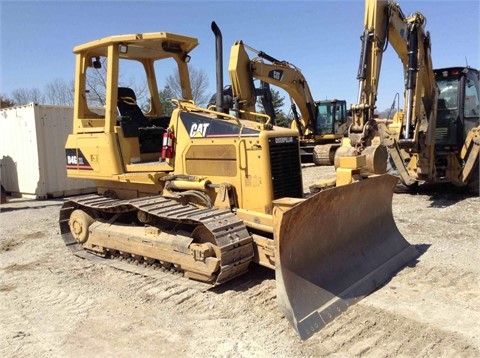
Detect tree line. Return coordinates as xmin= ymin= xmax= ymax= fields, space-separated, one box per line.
xmin=0 ymin=66 xmax=211 ymax=109
xmin=1 ymin=61 xmax=399 ymax=125
xmin=0 ymin=65 xmax=292 ymax=126
xmin=1 ymin=78 xmax=75 ymax=108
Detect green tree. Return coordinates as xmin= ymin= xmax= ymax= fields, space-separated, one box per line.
xmin=257 ymin=88 xmax=288 ymax=126
xmin=158 ymin=85 xmax=176 ymax=117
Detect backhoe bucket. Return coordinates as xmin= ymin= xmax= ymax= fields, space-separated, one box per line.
xmin=274 ymin=174 xmax=418 ymax=340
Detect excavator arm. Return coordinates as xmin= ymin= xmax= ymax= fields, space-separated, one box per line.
xmin=349 ymin=0 xmax=438 ymax=185
xmin=228 ymin=41 xmax=317 ymax=133
xmin=352 ymin=0 xmax=437 ymax=145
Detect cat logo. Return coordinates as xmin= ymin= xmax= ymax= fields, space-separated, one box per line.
xmin=269 ymin=69 xmax=284 ymax=81
xmin=189 ymin=123 xmax=210 ymax=137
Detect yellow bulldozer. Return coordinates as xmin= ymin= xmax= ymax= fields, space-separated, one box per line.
xmin=60 ymin=22 xmax=417 ymax=339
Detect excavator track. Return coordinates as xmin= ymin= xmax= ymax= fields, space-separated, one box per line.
xmin=313 ymin=143 xmax=339 ymax=166
xmin=59 ymin=194 xmax=254 ymax=288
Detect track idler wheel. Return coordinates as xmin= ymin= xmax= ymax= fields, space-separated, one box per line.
xmin=68 ymin=210 xmax=94 ymax=244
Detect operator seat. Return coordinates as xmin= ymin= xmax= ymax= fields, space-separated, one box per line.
xmin=117 ymin=87 xmax=166 ymax=154
xmin=117 ymin=87 xmax=149 ymax=127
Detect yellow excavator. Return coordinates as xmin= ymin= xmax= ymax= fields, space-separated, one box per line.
xmin=226 ymin=41 xmax=350 ymax=165
xmin=59 ymin=22 xmax=417 ymax=339
xmin=338 ymin=0 xmax=480 ymax=193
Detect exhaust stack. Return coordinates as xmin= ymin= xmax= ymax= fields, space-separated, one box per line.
xmin=211 ymin=21 xmax=225 ymax=114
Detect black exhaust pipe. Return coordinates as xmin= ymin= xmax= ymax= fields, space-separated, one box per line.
xmin=211 ymin=21 xmax=225 ymax=114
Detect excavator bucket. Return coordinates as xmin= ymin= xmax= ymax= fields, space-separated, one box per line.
xmin=274 ymin=174 xmax=418 ymax=340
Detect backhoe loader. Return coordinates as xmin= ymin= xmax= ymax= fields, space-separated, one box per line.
xmin=226 ymin=41 xmax=350 ymax=165
xmin=338 ymin=0 xmax=480 ymax=194
xmin=59 ymin=22 xmax=417 ymax=340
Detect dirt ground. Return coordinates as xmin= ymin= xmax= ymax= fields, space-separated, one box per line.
xmin=1 ymin=165 xmax=479 ymax=358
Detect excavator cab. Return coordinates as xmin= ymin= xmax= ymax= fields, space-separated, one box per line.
xmin=433 ymin=67 xmax=480 ymax=191
xmin=315 ymin=99 xmax=348 ymax=135
xmin=435 ymin=67 xmax=480 ymax=150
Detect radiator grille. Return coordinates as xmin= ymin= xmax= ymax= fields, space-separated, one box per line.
xmin=269 ymin=137 xmax=303 ymax=199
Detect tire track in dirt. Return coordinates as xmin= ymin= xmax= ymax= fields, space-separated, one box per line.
xmin=35 ymin=288 xmax=96 ymax=316
xmin=315 ymin=304 xmax=479 ymax=357
xmin=112 ymin=260 xmax=479 ymax=358
xmin=96 ymin=263 xmax=291 ymax=356
xmin=405 ymin=266 xmax=479 ymax=304
xmin=0 ymin=285 xmax=96 ymax=358
xmin=0 ymin=231 xmax=46 ymax=252
xmin=109 ymin=269 xmax=204 ymax=307
xmin=362 ymin=263 xmax=480 ymax=348
xmin=0 ymin=239 xmax=99 ymax=358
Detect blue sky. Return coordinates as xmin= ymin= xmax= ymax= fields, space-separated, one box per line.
xmin=1 ymin=0 xmax=479 ymax=112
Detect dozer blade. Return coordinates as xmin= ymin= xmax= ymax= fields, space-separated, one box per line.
xmin=274 ymin=174 xmax=418 ymax=340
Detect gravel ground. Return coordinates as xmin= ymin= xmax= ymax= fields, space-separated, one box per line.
xmin=1 ymin=164 xmax=479 ymax=357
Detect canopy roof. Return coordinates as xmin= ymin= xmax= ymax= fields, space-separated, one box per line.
xmin=73 ymin=32 xmax=199 ymax=61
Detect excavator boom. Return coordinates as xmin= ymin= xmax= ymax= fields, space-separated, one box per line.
xmin=228 ymin=40 xmax=349 ymax=164
xmin=228 ymin=41 xmax=317 ymax=126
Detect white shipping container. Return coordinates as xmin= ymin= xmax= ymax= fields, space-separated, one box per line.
xmin=0 ymin=103 xmax=96 ymax=199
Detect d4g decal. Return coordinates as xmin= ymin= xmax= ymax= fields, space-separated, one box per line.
xmin=65 ymin=149 xmax=93 ymax=170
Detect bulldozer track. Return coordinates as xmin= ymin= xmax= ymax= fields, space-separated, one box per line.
xmin=74 ymin=250 xmax=213 ymax=291
xmin=59 ymin=194 xmax=254 ymax=289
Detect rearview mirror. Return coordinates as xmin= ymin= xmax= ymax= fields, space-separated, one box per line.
xmin=93 ymin=56 xmax=102 ymax=69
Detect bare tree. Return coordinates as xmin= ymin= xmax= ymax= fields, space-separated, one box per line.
xmin=85 ymin=57 xmax=148 ymax=108
xmin=11 ymin=88 xmax=43 ymax=105
xmin=44 ymin=79 xmax=74 ymax=105
xmin=86 ymin=59 xmax=108 ymax=106
xmin=0 ymin=94 xmax=16 ymax=108
xmin=166 ymin=66 xmax=210 ymax=107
